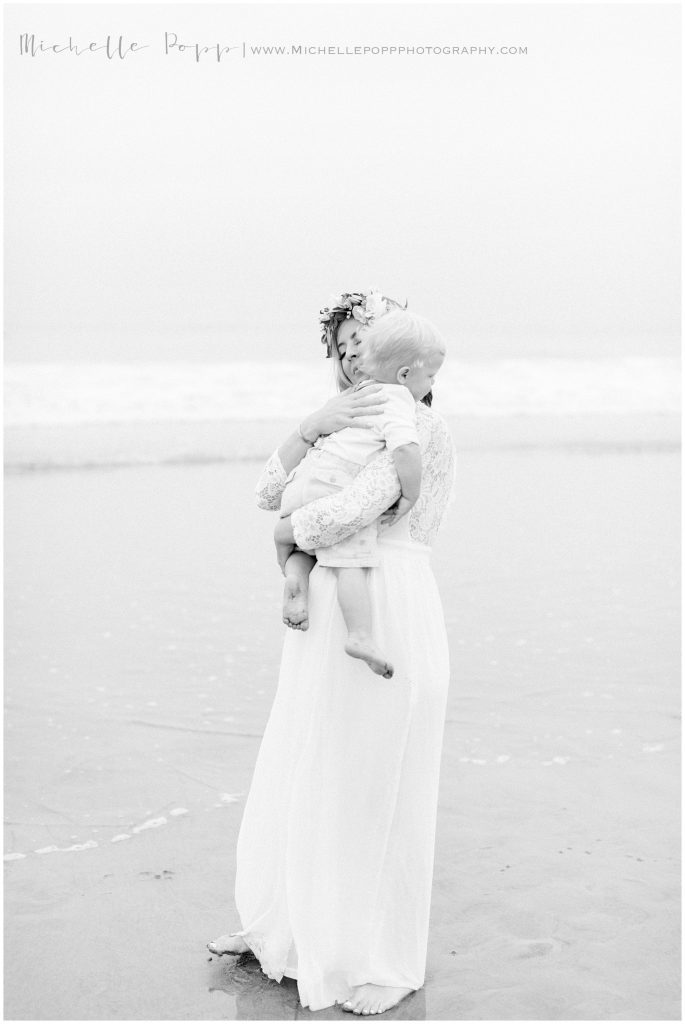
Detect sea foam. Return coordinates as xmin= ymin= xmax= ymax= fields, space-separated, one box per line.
xmin=5 ymin=357 xmax=679 ymax=426
xmin=4 ymin=358 xmax=680 ymax=469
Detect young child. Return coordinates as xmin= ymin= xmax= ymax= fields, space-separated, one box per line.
xmin=275 ymin=309 xmax=446 ymax=678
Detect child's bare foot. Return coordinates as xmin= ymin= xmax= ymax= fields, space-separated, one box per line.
xmin=283 ymin=574 xmax=309 ymax=630
xmin=344 ymin=635 xmax=394 ymax=678
xmin=207 ymin=933 xmax=251 ymax=956
xmin=341 ymin=984 xmax=413 ymax=1015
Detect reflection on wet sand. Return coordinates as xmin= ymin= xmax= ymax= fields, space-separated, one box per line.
xmin=208 ymin=953 xmax=427 ymax=1020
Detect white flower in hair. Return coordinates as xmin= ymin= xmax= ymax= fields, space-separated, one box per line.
xmin=319 ymin=289 xmax=403 ymax=355
xmin=364 ymin=289 xmax=388 ymax=321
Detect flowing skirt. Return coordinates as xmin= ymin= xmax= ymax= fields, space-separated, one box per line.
xmin=234 ymin=536 xmax=450 ymax=1011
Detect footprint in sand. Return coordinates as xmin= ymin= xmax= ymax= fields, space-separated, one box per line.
xmin=499 ymin=910 xmax=560 ymax=940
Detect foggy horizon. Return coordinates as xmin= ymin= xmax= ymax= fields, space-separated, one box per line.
xmin=4 ymin=3 xmax=680 ymax=364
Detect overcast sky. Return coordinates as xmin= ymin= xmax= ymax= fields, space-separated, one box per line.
xmin=4 ymin=3 xmax=680 ymax=362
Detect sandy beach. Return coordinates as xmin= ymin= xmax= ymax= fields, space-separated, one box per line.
xmin=4 ymin=437 xmax=680 ymax=1021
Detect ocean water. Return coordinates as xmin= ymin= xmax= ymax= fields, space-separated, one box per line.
xmin=5 ymin=357 xmax=680 ymax=424
xmin=4 ymin=357 xmax=680 ymax=468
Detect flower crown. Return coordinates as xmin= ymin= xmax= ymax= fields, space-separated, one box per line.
xmin=319 ymin=288 xmax=406 ymax=357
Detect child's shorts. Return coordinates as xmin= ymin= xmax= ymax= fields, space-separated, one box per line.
xmin=280 ymin=448 xmax=379 ymax=568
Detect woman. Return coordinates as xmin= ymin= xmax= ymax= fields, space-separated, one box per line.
xmin=209 ymin=292 xmax=456 ymax=1016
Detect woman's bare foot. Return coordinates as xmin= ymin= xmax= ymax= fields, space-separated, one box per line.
xmin=206 ymin=933 xmax=251 ymax=956
xmin=283 ymin=574 xmax=309 ymax=630
xmin=344 ymin=635 xmax=394 ymax=678
xmin=341 ymin=985 xmax=413 ymax=1015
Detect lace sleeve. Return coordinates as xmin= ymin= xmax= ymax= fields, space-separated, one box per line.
xmin=291 ymin=451 xmax=401 ymax=551
xmin=408 ymin=409 xmax=457 ymax=545
xmin=255 ymin=450 xmax=288 ymax=511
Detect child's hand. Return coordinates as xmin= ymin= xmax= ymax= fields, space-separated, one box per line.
xmin=380 ymin=496 xmax=415 ymax=529
xmin=393 ymin=496 xmax=416 ymax=521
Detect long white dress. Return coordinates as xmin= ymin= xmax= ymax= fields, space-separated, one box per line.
xmin=234 ymin=404 xmax=456 ymax=1011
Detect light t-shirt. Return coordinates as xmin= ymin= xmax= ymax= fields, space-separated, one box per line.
xmin=317 ymin=382 xmax=418 ymax=467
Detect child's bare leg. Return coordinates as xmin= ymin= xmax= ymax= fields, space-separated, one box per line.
xmin=335 ymin=568 xmax=394 ymax=678
xmin=282 ymin=550 xmax=315 ymax=631
xmin=275 ymin=537 xmax=294 ymax=575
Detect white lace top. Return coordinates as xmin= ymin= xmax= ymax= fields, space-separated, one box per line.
xmin=255 ymin=404 xmax=456 ymax=549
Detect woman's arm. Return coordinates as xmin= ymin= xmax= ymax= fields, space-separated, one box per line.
xmin=284 ymin=409 xmax=456 ymax=550
xmin=289 ymin=452 xmax=402 ymax=551
xmin=255 ymin=450 xmax=290 ymax=511
xmin=255 ymin=385 xmax=388 ymax=510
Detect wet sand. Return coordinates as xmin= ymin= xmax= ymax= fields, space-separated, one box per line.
xmin=4 ymin=443 xmax=680 ymax=1020
xmin=4 ymin=412 xmax=679 ymax=470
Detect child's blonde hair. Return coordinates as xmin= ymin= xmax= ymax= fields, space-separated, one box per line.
xmin=361 ymin=310 xmax=446 ymax=378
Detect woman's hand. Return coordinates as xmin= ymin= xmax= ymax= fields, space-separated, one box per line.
xmin=300 ymin=385 xmax=387 ymax=440
xmin=276 ymin=385 xmax=387 ymax=477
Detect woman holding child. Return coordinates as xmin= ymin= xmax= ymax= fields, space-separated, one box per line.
xmin=209 ymin=291 xmax=456 ymax=1016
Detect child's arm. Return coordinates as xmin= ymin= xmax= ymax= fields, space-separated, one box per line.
xmin=390 ymin=442 xmax=422 ymax=521
xmin=378 ymin=385 xmax=421 ymax=521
